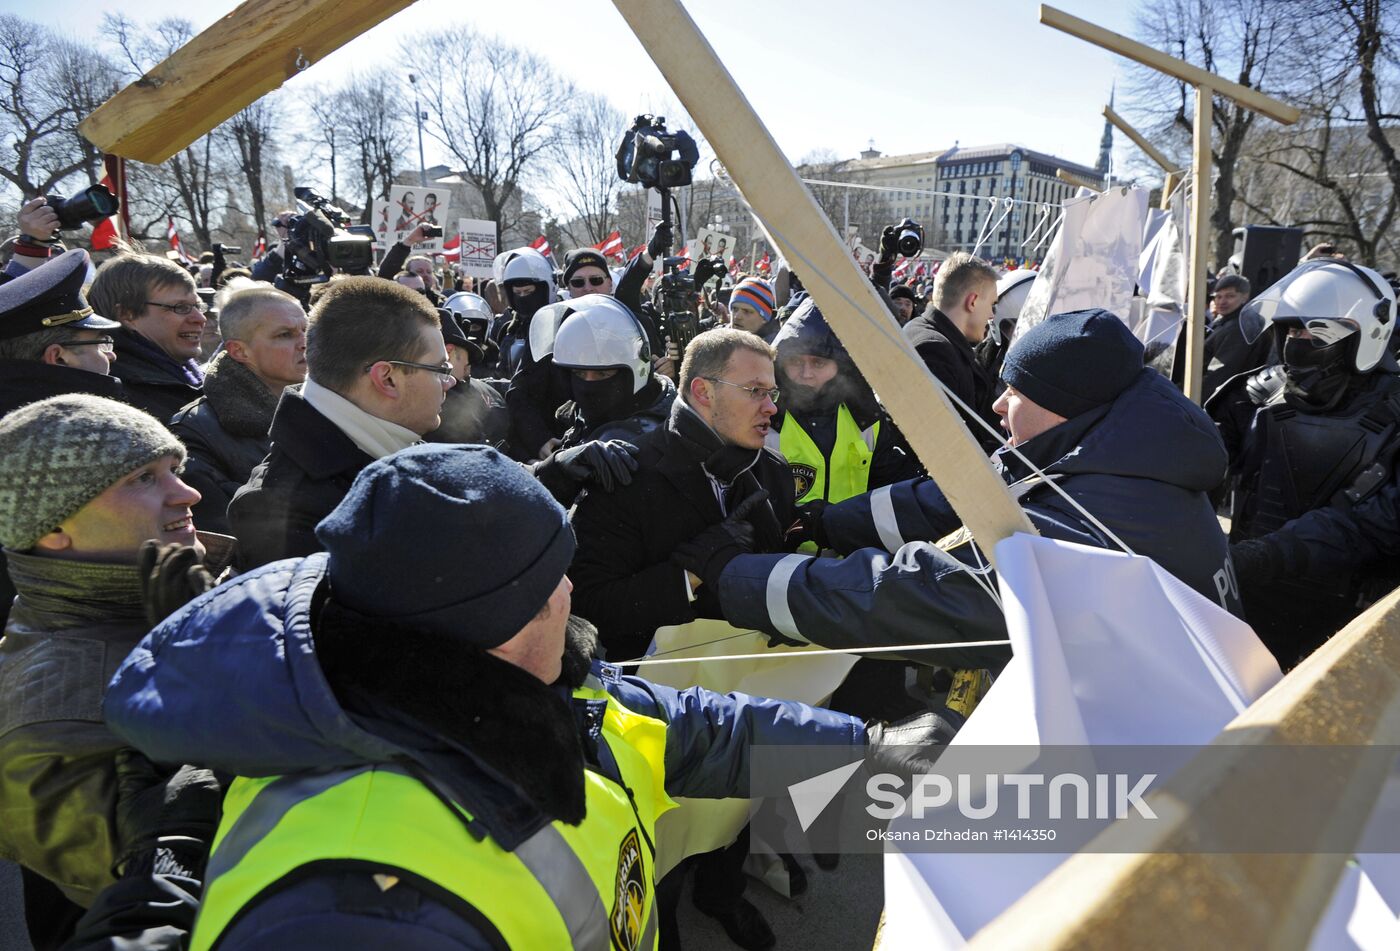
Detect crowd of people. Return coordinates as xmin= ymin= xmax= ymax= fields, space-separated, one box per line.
xmin=0 ymin=189 xmax=1396 ymax=950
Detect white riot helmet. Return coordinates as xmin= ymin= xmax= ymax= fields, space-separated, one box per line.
xmin=1241 ymin=259 xmax=1397 ymax=373
xmin=989 ymin=269 xmax=1037 ymax=345
xmin=527 ymin=301 xmax=575 ymax=364
xmin=442 ymin=292 xmax=494 ymax=331
xmin=551 ymin=295 xmax=653 ymax=394
xmin=498 ymin=247 xmax=557 ymax=304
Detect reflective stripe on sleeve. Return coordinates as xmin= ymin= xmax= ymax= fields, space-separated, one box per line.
xmin=765 ymin=553 xmax=813 ymax=643
xmin=869 ymin=485 xmax=905 ymax=553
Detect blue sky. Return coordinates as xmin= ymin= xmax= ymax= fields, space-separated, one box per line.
xmin=8 ymin=0 xmax=1142 ymax=171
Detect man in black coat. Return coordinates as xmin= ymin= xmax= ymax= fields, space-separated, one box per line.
xmin=569 ymin=326 xmax=796 ymax=951
xmin=171 ymin=285 xmax=308 ymax=534
xmin=88 ymin=253 xmax=207 ymax=420
xmin=229 ymin=277 xmax=454 ymax=569
xmin=902 ymin=251 xmax=1003 ymax=452
xmin=1202 ymin=273 xmax=1273 ymax=400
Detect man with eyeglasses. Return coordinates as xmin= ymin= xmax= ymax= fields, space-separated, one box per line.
xmin=229 ymin=277 xmax=457 ymax=569
xmin=89 ymin=252 xmax=208 ymax=420
xmin=570 ymin=326 xmax=795 ymax=950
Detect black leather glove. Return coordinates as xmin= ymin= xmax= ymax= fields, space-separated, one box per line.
xmin=139 ymin=541 xmax=217 ymax=628
xmin=532 ymin=439 xmax=640 ymax=503
xmin=878 ymin=225 xmax=899 ymax=264
xmin=112 ymin=750 xmax=222 ymax=879
xmin=786 ymin=500 xmax=829 ymax=550
xmin=865 ymin=707 xmax=963 ymax=780
xmin=647 ymin=221 xmax=673 ymax=260
xmin=1229 ymin=537 xmax=1283 ymax=589
xmin=672 ymin=490 xmax=769 ymax=591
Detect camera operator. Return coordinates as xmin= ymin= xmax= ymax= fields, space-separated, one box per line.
xmin=250 ymin=211 xmax=295 ymax=283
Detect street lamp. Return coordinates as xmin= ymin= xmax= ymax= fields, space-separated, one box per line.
xmin=1004 ymin=149 xmax=1023 ymax=261
xmin=408 ymin=73 xmax=427 ymax=187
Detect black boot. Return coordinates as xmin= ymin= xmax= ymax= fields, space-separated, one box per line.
xmin=692 ymin=893 xmax=776 ymax=951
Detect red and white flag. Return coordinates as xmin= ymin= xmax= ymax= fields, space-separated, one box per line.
xmin=893 ymin=258 xmax=911 ymax=280
xmin=756 ymin=252 xmax=771 ymax=273
xmin=167 ymin=218 xmax=191 ymax=263
xmin=529 ymin=234 xmax=551 ymax=260
xmin=253 ymin=232 xmax=267 ymax=259
xmin=440 ymin=234 xmax=462 ymax=263
xmin=627 ymin=244 xmax=646 ymax=261
xmin=90 ymin=173 xmax=119 ymax=251
xmin=595 ymin=230 xmax=625 ymax=261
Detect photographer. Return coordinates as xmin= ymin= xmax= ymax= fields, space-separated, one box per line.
xmin=377 ymin=224 xmax=442 ymax=305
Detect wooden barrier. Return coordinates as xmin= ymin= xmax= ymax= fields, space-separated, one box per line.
xmin=965 ymin=586 xmax=1400 ymax=950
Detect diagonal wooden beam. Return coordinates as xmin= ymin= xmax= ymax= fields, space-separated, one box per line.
xmin=80 ymin=0 xmax=417 ymax=165
xmin=612 ymin=0 xmax=1035 ymax=559
xmin=1104 ymin=105 xmax=1179 ymax=174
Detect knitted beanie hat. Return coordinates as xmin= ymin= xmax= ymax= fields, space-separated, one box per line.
xmin=0 ymin=394 xmax=186 ymax=551
xmin=316 ymin=443 xmax=576 ymax=648
xmin=562 ymin=249 xmax=611 ymax=286
xmin=730 ymin=278 xmax=776 ymax=322
xmin=1001 ymin=308 xmax=1145 ymax=419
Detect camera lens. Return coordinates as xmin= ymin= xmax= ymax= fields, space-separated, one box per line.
xmin=898 ymin=229 xmax=921 ymax=257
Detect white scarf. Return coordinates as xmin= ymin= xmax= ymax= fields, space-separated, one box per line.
xmin=301 ymin=377 xmax=421 ymax=460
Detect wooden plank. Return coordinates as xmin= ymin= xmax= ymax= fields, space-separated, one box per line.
xmin=967 ymin=583 xmax=1400 ymax=950
xmin=1056 ymin=168 xmax=1103 ymax=192
xmin=612 ymin=0 xmax=1036 ymax=558
xmin=1160 ymin=171 xmax=1181 ymax=211
xmin=80 ymin=0 xmax=417 ymax=164
xmin=1103 ymin=105 xmax=1177 ymax=173
xmin=1183 ymin=89 xmax=1213 ymax=403
xmin=1039 ymin=5 xmax=1300 ymax=125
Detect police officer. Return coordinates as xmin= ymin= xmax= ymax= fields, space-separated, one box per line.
xmin=1212 ymin=259 xmax=1400 ymax=667
xmin=426 ymin=306 xmax=510 ymax=448
xmin=101 ymin=444 xmax=956 ymax=949
xmin=550 ymin=294 xmax=677 ymax=451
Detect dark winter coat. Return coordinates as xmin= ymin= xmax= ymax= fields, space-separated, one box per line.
xmin=1202 ymin=307 xmax=1276 ymax=401
xmin=558 ymin=373 xmax=677 ymax=451
xmin=170 ymin=352 xmax=280 ymax=535
xmin=902 ymin=307 xmax=1002 ymax=453
xmin=110 ymin=326 xmax=204 ymax=422
xmin=228 ymin=388 xmax=375 ymax=570
xmin=718 ymin=368 xmax=1241 ymax=671
xmin=100 ymin=554 xmax=864 ymax=950
xmin=426 ymin=376 xmax=512 ymax=448
xmin=570 ymin=398 xmax=796 ymax=661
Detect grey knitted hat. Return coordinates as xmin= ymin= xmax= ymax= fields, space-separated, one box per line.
xmin=0 ymin=395 xmax=186 ymax=551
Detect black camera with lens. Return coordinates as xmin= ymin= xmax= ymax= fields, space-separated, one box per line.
xmin=43 ymin=184 xmax=119 ymax=231
xmin=895 ymin=218 xmax=924 ymax=258
xmin=279 ymin=187 xmax=375 ymax=295
xmin=422 ymin=224 xmax=443 ymax=240
xmin=616 ymin=115 xmax=700 ymax=191
xmin=654 ymin=257 xmax=701 ymax=351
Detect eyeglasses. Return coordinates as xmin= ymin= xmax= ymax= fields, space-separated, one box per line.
xmin=56 ymin=335 xmax=115 ymax=353
xmin=703 ymin=377 xmax=780 ymax=403
xmin=367 ymin=359 xmax=457 ymax=386
xmin=145 ymin=300 xmax=207 ymax=316
xmin=569 ymin=275 xmax=609 ymax=289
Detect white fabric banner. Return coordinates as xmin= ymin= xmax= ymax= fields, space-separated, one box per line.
xmin=882 ymin=534 xmax=1282 ymax=946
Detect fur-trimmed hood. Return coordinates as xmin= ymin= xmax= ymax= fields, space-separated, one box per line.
xmin=103 ymin=554 xmax=606 ymax=848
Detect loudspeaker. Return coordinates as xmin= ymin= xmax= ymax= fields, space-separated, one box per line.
xmin=1228 ymin=226 xmax=1303 ymax=294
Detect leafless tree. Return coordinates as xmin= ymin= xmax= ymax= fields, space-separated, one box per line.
xmin=0 ymin=15 xmax=115 ymax=198
xmin=550 ymin=92 xmax=626 ymax=246
xmin=798 ymin=149 xmax=895 ymax=248
xmin=1126 ymin=0 xmax=1295 ymax=270
xmin=223 ymin=95 xmax=280 ymax=240
xmin=334 ymin=71 xmax=408 ymax=223
xmin=413 ymin=27 xmax=573 ymax=246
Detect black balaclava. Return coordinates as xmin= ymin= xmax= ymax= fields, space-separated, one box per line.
xmin=1280 ymin=327 xmax=1359 ymax=412
xmin=571 ymin=371 xmax=636 ymax=429
xmin=505 ymin=280 xmax=548 ymax=321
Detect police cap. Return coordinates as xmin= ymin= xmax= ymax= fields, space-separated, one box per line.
xmin=0 ymin=249 xmax=120 ymax=342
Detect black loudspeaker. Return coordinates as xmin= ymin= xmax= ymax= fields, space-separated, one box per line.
xmin=1228 ymin=226 xmax=1304 ymax=294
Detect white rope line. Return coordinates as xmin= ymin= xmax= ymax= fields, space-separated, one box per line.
xmin=972 ymin=198 xmax=1015 ymax=259
xmin=801 ymin=177 xmax=1058 ymax=210
xmin=1019 ymin=204 xmax=1053 ymax=249
xmin=740 ymin=191 xmax=1139 ymax=559
xmin=619 ymin=639 xmax=1014 ymax=668
xmin=1033 ymin=211 xmax=1064 ymax=253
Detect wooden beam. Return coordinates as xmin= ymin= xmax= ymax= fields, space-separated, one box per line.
xmin=1056 ymin=169 xmax=1103 ymax=192
xmin=80 ymin=0 xmax=417 ymax=164
xmin=1183 ymin=89 xmax=1213 ymax=403
xmin=612 ymin=0 xmax=1036 ymax=557
xmin=1160 ymin=171 xmax=1182 ymax=211
xmin=1103 ymin=105 xmax=1177 ymax=173
xmin=967 ymin=583 xmax=1400 ymax=950
xmin=1039 ymin=5 xmax=1301 ymax=125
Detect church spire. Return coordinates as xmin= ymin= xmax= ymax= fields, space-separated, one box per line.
xmin=1096 ymin=82 xmax=1116 ymax=176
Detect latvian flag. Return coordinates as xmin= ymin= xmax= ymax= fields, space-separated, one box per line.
xmin=441 ymin=234 xmax=462 ymax=263
xmin=595 ymin=230 xmax=625 ymax=261
xmin=529 ymin=234 xmax=552 ymax=260
xmin=167 ymin=218 xmax=191 ymax=263
xmin=253 ymin=232 xmax=267 ymax=259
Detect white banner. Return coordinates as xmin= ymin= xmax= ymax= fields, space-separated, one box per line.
xmin=882 ymin=534 xmax=1281 ymax=947
xmin=456 ymin=218 xmax=498 ymax=279
xmin=382 ymin=184 xmax=451 ymax=253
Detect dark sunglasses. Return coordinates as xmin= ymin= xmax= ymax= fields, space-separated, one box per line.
xmin=569 ymin=275 xmax=609 ymax=289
